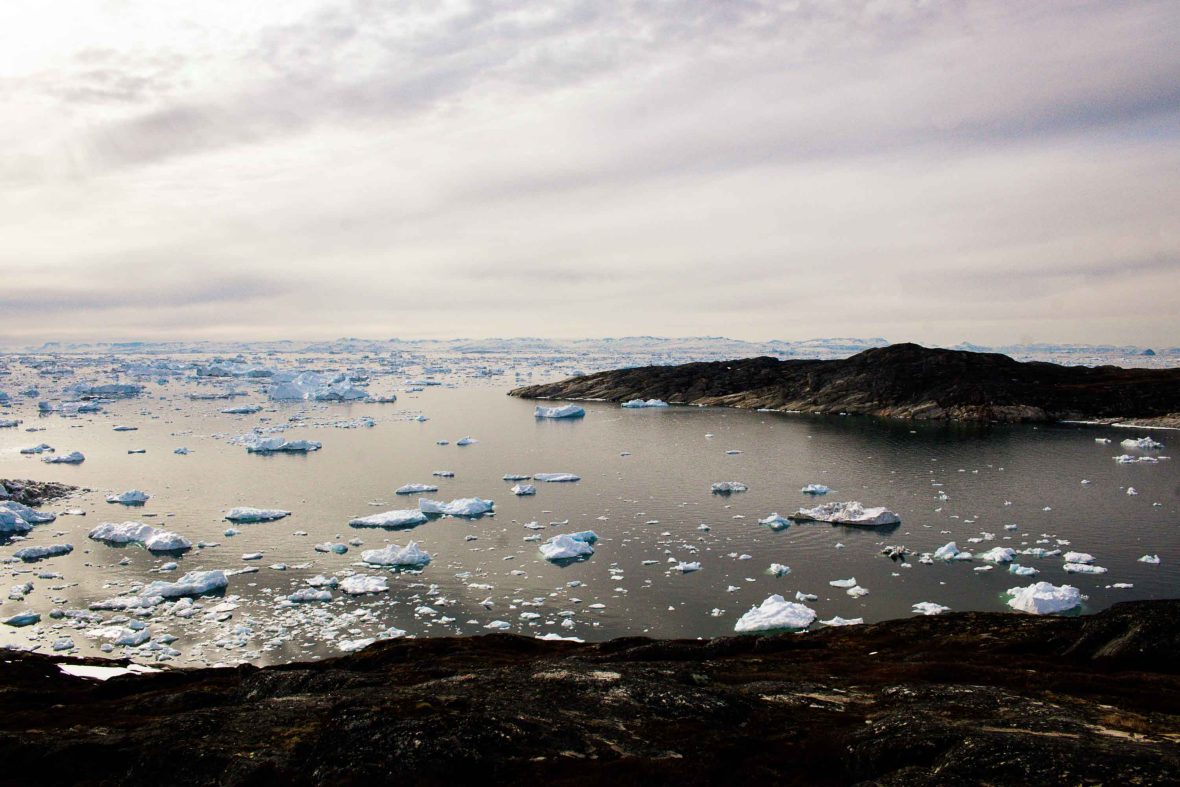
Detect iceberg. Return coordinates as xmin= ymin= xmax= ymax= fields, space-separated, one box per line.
xmin=535 ymin=473 xmax=580 ymax=483
xmin=912 ymin=602 xmax=950 ymax=616
xmin=801 ymin=484 xmax=831 ymax=495
xmin=242 ymin=436 xmax=321 ymax=453
xmin=340 ymin=575 xmax=389 ymax=595
xmin=105 ymin=490 xmax=150 ymax=505
xmin=768 ymin=563 xmax=791 ymax=577
xmin=734 ymin=595 xmax=816 ymax=632
xmin=141 ymin=570 xmax=228 ymax=599
xmin=1 ymin=501 xmax=57 ymax=530
xmin=1121 ymin=436 xmax=1165 ymax=450
xmin=621 ymin=399 xmax=669 ymax=408
xmin=14 ymin=544 xmax=73 ymax=561
xmin=88 ymin=521 xmax=192 ymax=552
xmin=979 ymin=547 xmax=1017 ymax=563
xmin=540 ymin=532 xmax=597 ymax=562
xmin=759 ymin=512 xmax=790 ymax=529
xmin=288 ymin=588 xmax=332 ymax=603
xmin=511 ymin=484 xmax=537 ymax=496
xmin=225 ymin=507 xmax=290 ymax=523
xmin=1062 ymin=551 xmax=1094 ymax=564
xmin=820 ymin=616 xmax=864 ymax=626
xmin=675 ymin=561 xmax=701 ymax=573
xmin=221 ymin=405 xmax=262 ymax=414
xmin=534 ymin=404 xmax=585 ymax=419
xmin=395 ymin=483 xmax=438 ymax=495
xmin=43 ymin=451 xmax=85 ymax=464
xmin=1006 ymin=582 xmax=1082 ymax=614
xmin=711 ymin=481 xmax=748 ymax=494
xmin=361 ymin=541 xmax=432 ymax=568
xmin=456 ymin=437 xmax=478 ymax=446
xmin=1139 ymin=554 xmax=1161 ymax=564
xmin=349 ymin=509 xmax=429 ymax=529
xmin=419 ymin=497 xmax=494 ymax=517
xmin=789 ymin=501 xmax=900 ymax=527
xmin=1064 ymin=563 xmax=1107 ymax=574
xmin=4 ymin=611 xmax=41 ymax=627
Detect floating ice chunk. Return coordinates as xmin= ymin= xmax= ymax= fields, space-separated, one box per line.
xmin=221 ymin=405 xmax=262 ymax=415
xmin=484 ymin=620 xmax=511 ymax=630
xmin=1114 ymin=454 xmax=1161 ymax=464
xmin=340 ymin=575 xmax=388 ymax=594
xmin=1008 ymin=564 xmax=1039 ymax=576
xmin=141 ymin=570 xmax=228 ymax=599
xmin=349 ymin=509 xmax=428 ymax=529
xmin=734 ymin=595 xmax=815 ymax=632
xmin=1121 ymin=436 xmax=1164 ymax=450
xmin=534 ymin=404 xmax=585 ymax=419
xmin=242 ymin=436 xmax=321 ymax=453
xmin=456 ymin=437 xmax=478 ymax=446
xmin=1064 ymin=563 xmax=1108 ymax=574
xmin=395 ymin=483 xmax=438 ymax=495
xmin=621 ymin=399 xmax=668 ymax=408
xmin=19 ymin=443 xmax=53 ymax=454
xmin=933 ymin=542 xmax=961 ymax=561
xmin=796 ymin=591 xmax=818 ymax=602
xmin=1006 ymin=582 xmax=1082 ymax=614
xmin=846 ymin=585 xmax=869 ymax=597
xmin=0 ymin=419 xmax=20 ymax=428
xmin=535 ymin=473 xmax=580 ymax=483
xmin=43 ymin=451 xmax=85 ymax=464
xmin=768 ymin=563 xmax=791 ymax=577
xmin=174 ymin=447 xmax=190 ymax=455
xmin=106 ymin=490 xmax=150 ymax=505
xmin=789 ymin=501 xmax=900 ymax=527
xmin=675 ymin=561 xmax=701 ymax=573
xmin=419 ymin=497 xmax=494 ymax=517
xmin=1126 ymin=487 xmax=1138 ymax=496
xmin=758 ymin=513 xmax=790 ymax=529
xmin=511 ymin=484 xmax=537 ymax=496
xmin=1062 ymin=551 xmax=1094 ymax=564
xmin=540 ymin=532 xmax=597 ymax=562
xmin=225 ymin=507 xmax=290 ymax=523
xmin=3 ymin=611 xmax=40 ymax=627
xmin=13 ymin=544 xmax=73 ymax=561
xmin=711 ymin=481 xmax=748 ymax=494
xmin=912 ymin=602 xmax=950 ymax=615
xmin=314 ymin=542 xmax=347 ymax=554
xmin=88 ymin=521 xmax=192 ymax=552
xmin=432 ymin=470 xmax=455 ymax=477
xmin=821 ymin=616 xmax=863 ymax=626
xmin=361 ymin=541 xmax=432 ymax=568
xmin=829 ymin=577 xmax=857 ymax=588
xmin=1139 ymin=554 xmax=1161 ymax=564
xmin=979 ymin=547 xmax=1017 ymax=563
xmin=801 ymin=484 xmax=831 ymax=495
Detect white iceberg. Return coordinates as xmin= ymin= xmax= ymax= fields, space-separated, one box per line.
xmin=711 ymin=481 xmax=748 ymax=494
xmin=912 ymin=602 xmax=950 ymax=616
xmin=1121 ymin=436 xmax=1164 ymax=450
xmin=395 ymin=483 xmax=438 ymax=495
xmin=14 ymin=543 xmax=73 ymax=561
xmin=105 ymin=490 xmax=150 ymax=505
xmin=361 ymin=541 xmax=432 ymax=568
xmin=979 ymin=547 xmax=1017 ymax=563
xmin=1062 ymin=551 xmax=1095 ymax=564
xmin=225 ymin=507 xmax=290 ymax=523
xmin=535 ymin=404 xmax=585 ymax=419
xmin=759 ymin=513 xmax=790 ymax=529
xmin=789 ymin=501 xmax=900 ymax=527
xmin=419 ymin=497 xmax=494 ymax=517
xmin=621 ymin=399 xmax=669 ymax=408
xmin=141 ymin=570 xmax=228 ymax=599
xmin=43 ymin=451 xmax=85 ymax=464
xmin=734 ymin=595 xmax=816 ymax=632
xmin=242 ymin=436 xmax=321 ymax=453
xmin=1006 ymin=582 xmax=1082 ymax=614
xmin=535 ymin=473 xmax=580 ymax=483
xmin=340 ymin=575 xmax=389 ymax=595
xmin=88 ymin=521 xmax=192 ymax=552
xmin=511 ymin=484 xmax=537 ymax=496
xmin=1064 ymin=563 xmax=1107 ymax=574
xmin=539 ymin=531 xmax=597 ymax=561
xmin=1139 ymin=554 xmax=1161 ymax=564
xmin=801 ymin=484 xmax=831 ymax=495
xmin=349 ymin=509 xmax=428 ymax=529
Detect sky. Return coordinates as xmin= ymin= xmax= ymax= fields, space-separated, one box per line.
xmin=1 ymin=0 xmax=1178 ymax=346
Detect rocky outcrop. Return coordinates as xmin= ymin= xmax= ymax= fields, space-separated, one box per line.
xmin=510 ymin=343 xmax=1180 ymax=423
xmin=1 ymin=600 xmax=1179 ymax=785
xmin=0 ymin=479 xmax=77 ymax=506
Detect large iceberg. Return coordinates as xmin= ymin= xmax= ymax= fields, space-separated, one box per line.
xmin=1006 ymin=582 xmax=1082 ymax=614
xmin=539 ymin=531 xmax=597 ymax=562
xmin=419 ymin=497 xmax=494 ymax=517
xmin=348 ymin=509 xmax=428 ymax=529
xmin=340 ymin=575 xmax=389 ymax=595
xmin=361 ymin=541 xmax=432 ymax=568
xmin=89 ymin=521 xmax=192 ymax=552
xmin=268 ymin=371 xmax=367 ymax=402
xmin=734 ymin=595 xmax=816 ymax=632
xmin=534 ymin=404 xmax=585 ymax=419
xmin=789 ymin=501 xmax=900 ymax=527
xmin=141 ymin=570 xmax=228 ymax=599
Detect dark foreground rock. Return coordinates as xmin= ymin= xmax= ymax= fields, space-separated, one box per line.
xmin=1 ymin=601 xmax=1179 ymax=786
xmin=0 ymin=479 xmax=77 ymax=506
xmin=509 ymin=343 xmax=1180 ymax=423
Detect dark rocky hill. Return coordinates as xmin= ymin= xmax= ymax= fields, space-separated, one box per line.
xmin=510 ymin=343 xmax=1180 ymax=423
xmin=1 ymin=600 xmax=1178 ymax=785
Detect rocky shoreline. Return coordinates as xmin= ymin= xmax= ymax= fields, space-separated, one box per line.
xmin=509 ymin=343 xmax=1180 ymax=424
xmin=1 ymin=600 xmax=1177 ymax=785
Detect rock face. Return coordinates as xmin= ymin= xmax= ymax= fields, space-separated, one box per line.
xmin=510 ymin=343 xmax=1180 ymax=423
xmin=1 ymin=601 xmax=1179 ymax=785
xmin=0 ymin=479 xmax=77 ymax=506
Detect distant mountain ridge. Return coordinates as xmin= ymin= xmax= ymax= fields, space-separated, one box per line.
xmin=509 ymin=343 xmax=1180 ymax=424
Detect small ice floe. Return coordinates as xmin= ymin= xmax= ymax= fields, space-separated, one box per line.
xmin=820 ymin=616 xmax=863 ymax=626
xmin=395 ymin=483 xmax=438 ymax=495
xmin=503 ymin=474 xmax=531 ymax=481
xmin=288 ymin=588 xmax=332 ymax=603
xmin=1064 ymin=563 xmax=1107 ymax=574
xmin=790 ymin=501 xmax=900 ymax=527
xmin=846 ymin=585 xmax=869 ymax=597
xmin=511 ymin=484 xmax=537 ymax=496
xmin=979 ymin=547 xmax=1017 ymax=564
xmin=349 ymin=509 xmax=428 ymax=529
xmin=142 ymin=569 xmax=228 ymax=598
xmin=361 ymin=541 xmax=432 ymax=568
xmin=535 ymin=473 xmax=580 ymax=483
xmin=534 ymin=404 xmax=585 ymax=419
xmin=768 ymin=563 xmax=791 ymax=576
xmin=174 ymin=447 xmax=190 ymax=455
xmin=484 ymin=620 xmax=511 ymax=630
xmin=675 ymin=561 xmax=701 ymax=573
xmin=1006 ymin=582 xmax=1082 ymax=614
xmin=622 ymin=399 xmax=668 ymax=408
xmin=89 ymin=521 xmax=192 ymax=552
xmin=0 ymin=501 xmax=57 ymax=533
xmin=106 ymin=490 xmax=150 ymax=505
xmin=432 ymin=470 xmax=455 ymax=477
xmin=933 ymin=542 xmax=966 ymax=561
xmin=880 ymin=545 xmax=907 ymax=561
xmin=1008 ymin=564 xmax=1039 ymax=576
xmin=912 ymin=602 xmax=949 ymax=616
xmin=801 ymin=484 xmax=831 ymax=495
xmin=4 ymin=611 xmax=40 ymax=627
xmin=242 ymin=552 xmax=263 ymax=561
xmin=539 ymin=531 xmax=597 ymax=562
xmin=1095 ymin=437 xmax=1111 ymax=444
xmin=314 ymin=542 xmax=347 ymax=555
xmin=759 ymin=513 xmax=790 ymax=529
xmin=725 ymin=449 xmax=742 ymax=455
xmin=1126 ymin=487 xmax=1138 ymax=496
xmin=19 ymin=443 xmax=52 ymax=454
xmin=456 ymin=437 xmax=478 ymax=446
xmin=0 ymin=419 xmax=21 ymax=429
xmin=1139 ymin=554 xmax=1161 ymax=564
xmin=1121 ymin=436 xmax=1165 ymax=450
xmin=1114 ymin=455 xmax=1162 ymax=464
xmin=340 ymin=575 xmax=389 ymax=594
xmin=225 ymin=507 xmax=290 ymax=523
xmin=13 ymin=544 xmax=73 ymax=561
xmin=734 ymin=595 xmax=815 ymax=632
xmin=43 ymin=451 xmax=85 ymax=464
xmin=419 ymin=497 xmax=494 ymax=517
xmin=242 ymin=436 xmax=321 ymax=454
xmin=112 ymin=425 xmax=137 ymax=432
xmin=221 ymin=405 xmax=262 ymax=415
xmin=710 ymin=481 xmax=748 ymax=494
xmin=829 ymin=577 xmax=857 ymax=588
xmin=1063 ymin=551 xmax=1095 ymax=564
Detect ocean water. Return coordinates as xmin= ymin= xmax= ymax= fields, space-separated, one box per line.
xmin=1 ymin=368 xmax=1177 ymax=665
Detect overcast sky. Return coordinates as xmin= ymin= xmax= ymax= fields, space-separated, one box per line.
xmin=2 ymin=0 xmax=1177 ymax=346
